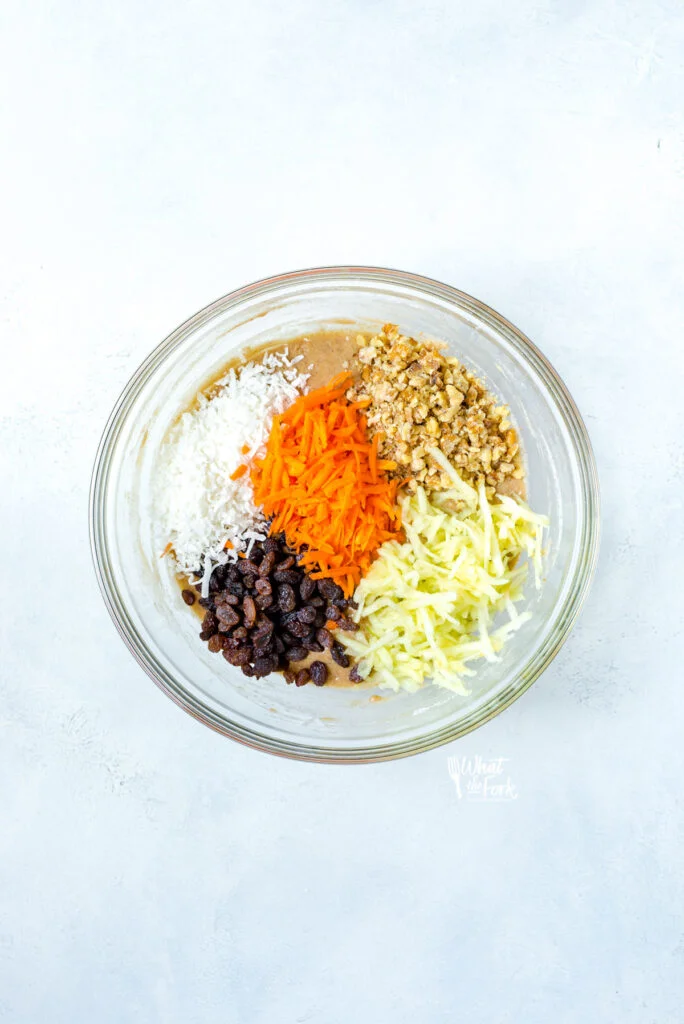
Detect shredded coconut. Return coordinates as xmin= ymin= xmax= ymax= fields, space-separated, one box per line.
xmin=155 ymin=350 xmax=309 ymax=589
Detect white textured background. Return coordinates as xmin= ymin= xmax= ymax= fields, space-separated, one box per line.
xmin=2 ymin=2 xmax=684 ymax=1021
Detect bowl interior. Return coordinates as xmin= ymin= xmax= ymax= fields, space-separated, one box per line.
xmin=92 ymin=270 xmax=597 ymax=761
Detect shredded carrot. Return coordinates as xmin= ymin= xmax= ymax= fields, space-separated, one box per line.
xmin=325 ymin=620 xmax=339 ymax=631
xmin=160 ymin=542 xmax=173 ymax=559
xmin=230 ymin=463 xmax=248 ymax=481
xmin=224 ymin=539 xmax=234 ymax=550
xmin=250 ymin=372 xmax=402 ymax=596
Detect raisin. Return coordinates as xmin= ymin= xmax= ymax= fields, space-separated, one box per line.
xmin=309 ymin=661 xmax=328 ymax=686
xmin=302 ymin=638 xmax=324 ymax=653
xmin=318 ymin=578 xmax=343 ymax=601
xmin=316 ymin=628 xmax=335 ymax=650
xmin=216 ymin=606 xmax=240 ymax=629
xmin=253 ymin=634 xmax=275 ymax=654
xmin=208 ymin=574 xmax=222 ymax=594
xmin=277 ymin=584 xmax=297 ymax=612
xmin=274 ymin=570 xmax=299 ymax=586
xmin=199 ymin=535 xmax=357 ymax=690
xmin=212 ymin=563 xmax=230 ymax=587
xmin=331 ymin=642 xmax=350 ymax=668
xmin=336 ymin=616 xmax=359 ymax=632
xmin=288 ymin=618 xmax=311 ymax=638
xmin=254 ymin=655 xmax=277 ymax=678
xmin=223 ymin=647 xmax=251 ymax=667
xmin=201 ymin=610 xmax=218 ymax=633
xmin=349 ymin=665 xmax=364 ymax=683
xmin=242 ymin=595 xmax=257 ymax=628
xmin=258 ymin=551 xmax=277 ymax=576
xmin=181 ymin=589 xmax=195 ymax=606
xmin=252 ymin=620 xmax=274 ymax=643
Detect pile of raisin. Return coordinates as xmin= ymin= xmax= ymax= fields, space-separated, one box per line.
xmin=184 ymin=535 xmax=359 ymax=684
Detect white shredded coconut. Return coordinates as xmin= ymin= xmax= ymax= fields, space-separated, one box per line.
xmin=155 ymin=350 xmax=308 ymax=590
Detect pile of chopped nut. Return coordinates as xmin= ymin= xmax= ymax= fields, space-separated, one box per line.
xmin=347 ymin=324 xmax=523 ymax=497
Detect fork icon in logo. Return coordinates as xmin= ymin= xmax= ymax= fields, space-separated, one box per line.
xmin=447 ymin=757 xmax=463 ymax=799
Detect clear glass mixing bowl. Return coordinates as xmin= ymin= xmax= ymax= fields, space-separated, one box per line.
xmin=89 ymin=267 xmax=600 ymax=762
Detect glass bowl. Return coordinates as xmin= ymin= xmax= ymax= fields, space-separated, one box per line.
xmin=89 ymin=267 xmax=599 ymax=763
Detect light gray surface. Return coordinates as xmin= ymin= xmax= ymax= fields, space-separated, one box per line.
xmin=1 ymin=2 xmax=683 ymax=1021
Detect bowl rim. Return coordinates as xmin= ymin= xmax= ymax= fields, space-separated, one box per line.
xmin=89 ymin=265 xmax=601 ymax=763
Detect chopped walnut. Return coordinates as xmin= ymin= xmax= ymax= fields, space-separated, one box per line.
xmin=347 ymin=324 xmax=523 ymax=496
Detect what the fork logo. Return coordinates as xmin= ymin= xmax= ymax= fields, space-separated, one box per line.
xmin=447 ymin=755 xmax=518 ymax=801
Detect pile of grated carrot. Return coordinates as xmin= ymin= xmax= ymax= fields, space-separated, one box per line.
xmin=248 ymin=372 xmax=403 ymax=596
